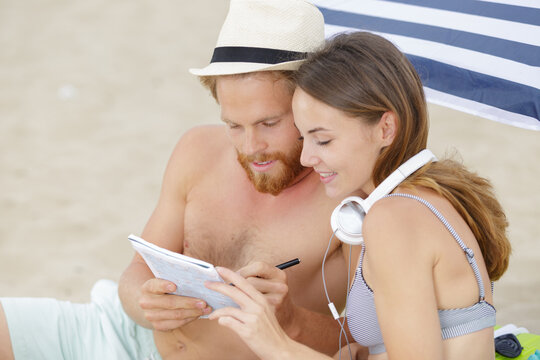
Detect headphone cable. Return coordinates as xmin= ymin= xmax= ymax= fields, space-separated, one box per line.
xmin=322 ymin=230 xmax=353 ymax=360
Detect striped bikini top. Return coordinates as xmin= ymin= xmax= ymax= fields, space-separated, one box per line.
xmin=346 ymin=194 xmax=496 ymax=355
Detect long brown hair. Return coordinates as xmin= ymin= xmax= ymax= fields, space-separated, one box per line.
xmin=295 ymin=31 xmax=510 ymax=280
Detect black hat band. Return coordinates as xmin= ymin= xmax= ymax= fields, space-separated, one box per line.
xmin=210 ymin=46 xmax=307 ymax=65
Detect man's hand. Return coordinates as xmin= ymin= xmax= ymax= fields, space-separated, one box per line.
xmin=236 ymin=261 xmax=297 ymax=330
xmin=138 ymin=278 xmax=212 ymax=331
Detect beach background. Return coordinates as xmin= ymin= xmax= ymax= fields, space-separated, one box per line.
xmin=1 ymin=0 xmax=538 ymax=334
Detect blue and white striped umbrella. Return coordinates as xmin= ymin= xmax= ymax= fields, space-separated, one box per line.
xmin=311 ymin=0 xmax=540 ymax=131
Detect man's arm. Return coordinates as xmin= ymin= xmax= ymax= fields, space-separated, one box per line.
xmin=118 ymin=255 xmax=156 ymax=327
xmin=118 ymin=126 xmax=213 ymax=330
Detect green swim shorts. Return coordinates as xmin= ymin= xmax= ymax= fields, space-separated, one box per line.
xmin=0 ymin=279 xmax=162 ymax=360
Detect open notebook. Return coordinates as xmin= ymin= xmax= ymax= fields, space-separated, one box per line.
xmin=128 ymin=234 xmax=238 ymax=316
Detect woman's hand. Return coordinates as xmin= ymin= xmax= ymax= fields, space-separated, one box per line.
xmin=235 ymin=261 xmax=297 ymax=331
xmin=204 ymin=266 xmax=296 ymax=360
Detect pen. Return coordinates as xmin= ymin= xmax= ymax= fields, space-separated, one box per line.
xmin=276 ymin=258 xmax=300 ymax=270
xmin=227 ymin=258 xmax=300 ymax=286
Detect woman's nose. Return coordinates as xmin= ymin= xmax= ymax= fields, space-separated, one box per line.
xmin=300 ymin=144 xmax=318 ymax=168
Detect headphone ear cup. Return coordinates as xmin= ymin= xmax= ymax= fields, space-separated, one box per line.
xmin=328 ymin=150 xmax=436 ymax=247
xmin=330 ymin=198 xmax=366 ymax=246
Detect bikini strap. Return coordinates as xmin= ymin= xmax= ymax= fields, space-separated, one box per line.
xmin=384 ymin=193 xmax=486 ymax=301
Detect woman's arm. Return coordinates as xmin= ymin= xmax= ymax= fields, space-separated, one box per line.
xmin=205 ymin=267 xmax=335 ymax=360
xmin=363 ymin=196 xmax=444 ymax=360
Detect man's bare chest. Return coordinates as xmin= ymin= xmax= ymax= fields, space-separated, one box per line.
xmin=182 ymin=179 xmax=335 ymax=271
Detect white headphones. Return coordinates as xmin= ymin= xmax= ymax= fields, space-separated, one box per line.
xmin=330 ymin=149 xmax=437 ymax=245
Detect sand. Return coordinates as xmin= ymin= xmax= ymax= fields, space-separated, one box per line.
xmin=1 ymin=0 xmax=538 ymax=334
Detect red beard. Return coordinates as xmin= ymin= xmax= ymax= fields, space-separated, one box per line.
xmin=236 ymin=142 xmax=305 ymax=196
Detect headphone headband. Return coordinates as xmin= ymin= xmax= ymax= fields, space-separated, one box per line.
xmin=365 ymin=149 xmax=437 ymax=211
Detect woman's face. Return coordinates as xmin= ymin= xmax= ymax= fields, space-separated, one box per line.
xmin=293 ymin=88 xmax=387 ymax=199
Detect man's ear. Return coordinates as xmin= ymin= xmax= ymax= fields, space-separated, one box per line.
xmin=379 ymin=111 xmax=397 ymax=146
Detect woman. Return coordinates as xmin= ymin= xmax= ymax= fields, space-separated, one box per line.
xmin=205 ymin=32 xmax=511 ymax=360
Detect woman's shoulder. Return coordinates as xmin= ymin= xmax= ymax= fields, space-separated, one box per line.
xmin=362 ymin=188 xmax=444 ymax=262
xmin=363 ymin=188 xmax=438 ymax=234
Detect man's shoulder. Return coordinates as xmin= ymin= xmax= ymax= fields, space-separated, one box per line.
xmin=182 ymin=124 xmax=227 ymax=137
xmin=174 ymin=124 xmax=230 ymax=158
xmin=163 ymin=125 xmax=234 ymax=192
xmin=178 ymin=124 xmax=228 ymax=147
xmin=168 ymin=124 xmax=235 ymax=176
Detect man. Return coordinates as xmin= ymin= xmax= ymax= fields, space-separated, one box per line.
xmin=119 ymin=0 xmax=361 ymax=358
xmin=0 ymin=1 xmax=366 ymax=359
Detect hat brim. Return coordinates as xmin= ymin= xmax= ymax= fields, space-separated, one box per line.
xmin=189 ymin=59 xmax=305 ymax=76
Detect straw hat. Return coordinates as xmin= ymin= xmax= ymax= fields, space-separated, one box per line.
xmin=189 ymin=0 xmax=325 ymax=76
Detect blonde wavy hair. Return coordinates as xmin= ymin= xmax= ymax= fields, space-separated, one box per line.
xmin=198 ymin=71 xmax=296 ymax=102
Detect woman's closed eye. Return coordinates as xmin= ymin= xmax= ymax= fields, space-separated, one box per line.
xmin=298 ymin=136 xmax=331 ymax=146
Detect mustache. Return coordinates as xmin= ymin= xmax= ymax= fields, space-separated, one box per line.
xmin=235 ymin=143 xmax=305 ymax=196
xmin=242 ymin=153 xmax=280 ymax=163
